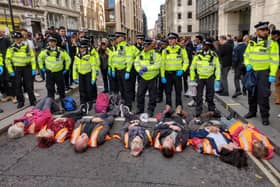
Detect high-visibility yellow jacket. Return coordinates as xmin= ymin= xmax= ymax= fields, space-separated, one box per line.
xmin=244 ymin=38 xmax=279 ymax=76
xmin=5 ymin=43 xmax=36 ymax=73
xmin=161 ymin=44 xmax=189 ymax=77
xmin=0 ymin=52 xmax=3 ymax=66
xmin=107 ymin=46 xmax=116 ymax=70
xmin=72 ymin=53 xmax=96 ymax=81
xmin=90 ymin=48 xmax=100 ymax=71
xmin=134 ymin=49 xmax=161 ymax=80
xmin=190 ymin=50 xmax=221 ymax=80
xmin=38 ymin=47 xmax=71 ymax=72
xmin=110 ymin=41 xmax=133 ymax=72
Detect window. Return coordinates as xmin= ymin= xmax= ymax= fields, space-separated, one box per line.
xmin=188 ymin=12 xmax=192 ymax=19
xmin=72 ymin=0 xmax=75 ymax=8
xmin=177 ymin=0 xmax=181 ymax=7
xmin=178 ymin=13 xmax=182 ymax=19
xmin=187 ymin=25 xmax=192 ymax=32
xmin=178 ymin=25 xmax=182 ymax=33
xmin=108 ymin=0 xmax=115 ymax=9
xmin=188 ymin=0 xmax=192 ymax=6
xmin=109 ymin=10 xmax=115 ymax=21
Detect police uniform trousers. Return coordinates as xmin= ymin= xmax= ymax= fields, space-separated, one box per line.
xmin=14 ymin=66 xmax=36 ymax=105
xmin=46 ymin=70 xmax=65 ymax=99
xmin=165 ymin=71 xmax=182 ymax=107
xmin=137 ymin=76 xmax=157 ymax=113
xmin=129 ymin=66 xmax=137 ymax=101
xmin=195 ymin=75 xmax=215 ymax=116
xmin=116 ymin=69 xmax=132 ymax=109
xmin=101 ymin=67 xmax=109 ymax=93
xmin=248 ymin=70 xmax=271 ymax=120
xmin=157 ymin=75 xmax=165 ymax=102
xmin=109 ymin=75 xmax=119 ymax=94
xmin=79 ymin=72 xmax=95 ymax=105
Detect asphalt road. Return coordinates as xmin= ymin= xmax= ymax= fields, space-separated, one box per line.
xmin=0 ymin=90 xmax=273 ymax=187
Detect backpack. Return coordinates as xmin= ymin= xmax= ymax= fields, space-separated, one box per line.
xmin=242 ymin=70 xmax=257 ymax=96
xmin=63 ymin=97 xmax=77 ymax=111
xmin=95 ymin=93 xmax=109 ymax=113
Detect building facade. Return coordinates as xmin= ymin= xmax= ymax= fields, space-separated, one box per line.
xmin=196 ymin=0 xmax=219 ymax=38
xmin=0 ymin=0 xmax=80 ymax=34
xmin=142 ymin=10 xmax=147 ymax=36
xmin=165 ymin=0 xmax=198 ymax=37
xmin=104 ymin=0 xmax=143 ymax=43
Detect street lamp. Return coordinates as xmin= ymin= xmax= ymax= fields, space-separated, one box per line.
xmin=8 ymin=0 xmax=15 ymax=32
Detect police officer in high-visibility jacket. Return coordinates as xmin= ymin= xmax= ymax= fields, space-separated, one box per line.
xmin=0 ymin=52 xmax=4 ymax=112
xmin=5 ymin=32 xmax=37 ymax=108
xmin=72 ymin=40 xmax=96 ymax=110
xmin=90 ymin=43 xmax=100 ymax=101
xmin=107 ymin=34 xmax=118 ymax=94
xmin=190 ymin=39 xmax=221 ymax=117
xmin=38 ymin=36 xmax=71 ymax=104
xmin=134 ymin=39 xmax=161 ymax=117
xmin=161 ymin=32 xmax=189 ymax=109
xmin=110 ymin=32 xmax=133 ymax=109
xmin=244 ymin=21 xmax=280 ymax=126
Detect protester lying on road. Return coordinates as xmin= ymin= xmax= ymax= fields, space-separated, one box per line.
xmin=113 ymin=114 xmax=153 ymax=156
xmin=7 ymin=97 xmax=59 ymax=138
xmin=70 ymin=114 xmax=114 ymax=153
xmin=153 ymin=105 xmax=189 ymax=158
xmin=36 ymin=117 xmax=75 ymax=148
xmin=222 ymin=118 xmax=274 ymax=160
xmin=189 ymin=121 xmax=248 ymax=168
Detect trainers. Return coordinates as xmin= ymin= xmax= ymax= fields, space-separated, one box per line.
xmin=187 ymin=100 xmax=195 ymax=107
xmin=24 ymin=93 xmax=28 ymax=99
xmin=12 ymin=97 xmax=17 ymax=104
xmin=278 ymin=114 xmax=280 ymax=118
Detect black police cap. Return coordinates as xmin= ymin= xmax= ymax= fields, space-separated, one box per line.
xmin=47 ymin=36 xmax=57 ymax=42
xmin=167 ymin=32 xmax=179 ymax=39
xmin=12 ymin=32 xmax=23 ymax=38
xmin=136 ymin=34 xmax=145 ymax=39
xmin=143 ymin=39 xmax=153 ymax=45
xmin=114 ymin=32 xmax=126 ymax=37
xmin=254 ymin=21 xmax=269 ymax=30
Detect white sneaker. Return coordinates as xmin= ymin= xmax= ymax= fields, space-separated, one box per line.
xmin=24 ymin=93 xmax=28 ymax=99
xmin=187 ymin=100 xmax=196 ymax=107
xmin=184 ymin=91 xmax=188 ymax=96
xmin=34 ymin=92 xmax=40 ymax=97
xmin=278 ymin=114 xmax=280 ymax=118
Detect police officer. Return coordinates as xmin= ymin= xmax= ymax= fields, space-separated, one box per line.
xmin=73 ymin=40 xmax=96 ymax=109
xmin=110 ymin=32 xmax=133 ymax=109
xmin=161 ymin=32 xmax=189 ymax=109
xmin=90 ymin=41 xmax=100 ymax=101
xmin=130 ymin=34 xmax=144 ymax=101
xmin=244 ymin=21 xmax=279 ymax=126
xmin=0 ymin=51 xmax=4 ymax=112
xmin=107 ymin=34 xmax=118 ymax=94
xmin=5 ymin=32 xmax=36 ymax=108
xmin=190 ymin=39 xmax=221 ymax=117
xmin=38 ymin=36 xmax=71 ymax=105
xmin=156 ymin=39 xmax=168 ymax=103
xmin=135 ymin=39 xmax=161 ymax=117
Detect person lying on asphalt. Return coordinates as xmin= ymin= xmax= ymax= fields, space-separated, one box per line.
xmin=70 ymin=114 xmax=114 ymax=153
xmin=222 ymin=118 xmax=274 ymax=160
xmin=113 ymin=113 xmax=153 ymax=157
xmin=36 ymin=117 xmax=75 ymax=148
xmin=189 ymin=121 xmax=248 ymax=168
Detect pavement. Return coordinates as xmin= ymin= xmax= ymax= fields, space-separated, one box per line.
xmin=0 ymin=74 xmax=279 ymax=186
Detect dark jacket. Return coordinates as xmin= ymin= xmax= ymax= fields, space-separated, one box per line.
xmin=219 ymin=41 xmax=233 ymax=67
xmin=98 ymin=48 xmax=108 ymax=70
xmin=232 ymin=42 xmax=247 ymax=68
xmin=0 ymin=36 xmax=11 ymax=61
xmin=57 ymin=35 xmax=71 ymax=53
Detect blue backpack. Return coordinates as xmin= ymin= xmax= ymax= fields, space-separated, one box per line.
xmin=63 ymin=97 xmax=77 ymax=111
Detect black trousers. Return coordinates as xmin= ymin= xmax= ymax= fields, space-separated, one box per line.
xmin=46 ymin=70 xmax=65 ymax=99
xmin=14 ymin=66 xmax=36 ymax=104
xmin=109 ymin=74 xmax=119 ymax=94
xmin=129 ymin=66 xmax=137 ymax=101
xmin=137 ymin=77 xmax=157 ymax=113
xmin=101 ymin=68 xmax=109 ymax=92
xmin=157 ymin=75 xmax=165 ymax=100
xmin=0 ymin=67 xmax=14 ymax=96
xmin=64 ymin=70 xmax=70 ymax=89
xmin=195 ymin=76 xmax=215 ymax=116
xmin=79 ymin=72 xmax=95 ymax=105
xmin=220 ymin=66 xmax=230 ymax=94
xmin=234 ymin=67 xmax=242 ymax=93
xmin=248 ymin=70 xmax=271 ymax=119
xmin=165 ymin=71 xmax=182 ymax=107
xmin=183 ymin=70 xmax=189 ymax=92
xmin=116 ymin=69 xmax=132 ymax=108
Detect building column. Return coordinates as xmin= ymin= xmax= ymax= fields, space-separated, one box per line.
xmin=250 ymin=0 xmax=265 ymax=34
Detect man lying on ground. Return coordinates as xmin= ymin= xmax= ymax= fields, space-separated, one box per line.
xmin=8 ymin=97 xmax=59 ymax=138
xmin=113 ymin=114 xmax=153 ymax=156
xmin=70 ymin=114 xmax=114 ymax=153
xmin=36 ymin=117 xmax=75 ymax=148
xmin=222 ymin=118 xmax=274 ymax=159
xmin=189 ymin=120 xmax=248 ymax=168
xmin=153 ymin=105 xmax=189 ymax=158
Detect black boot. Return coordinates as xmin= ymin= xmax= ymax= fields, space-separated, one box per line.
xmin=262 ymin=118 xmax=270 ymax=126
xmin=17 ymin=102 xmax=24 ymax=109
xmin=244 ymin=112 xmax=256 ymax=119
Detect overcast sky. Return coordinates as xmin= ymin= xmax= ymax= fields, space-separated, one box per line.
xmin=142 ymin=0 xmax=165 ymax=29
